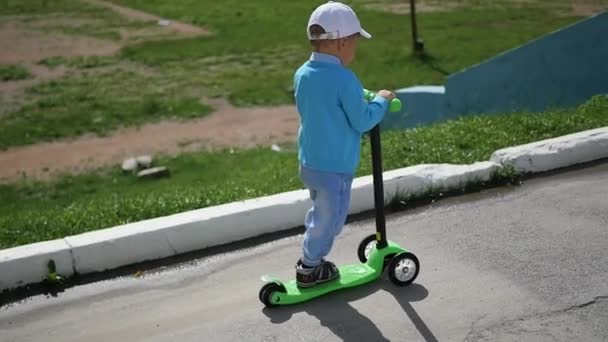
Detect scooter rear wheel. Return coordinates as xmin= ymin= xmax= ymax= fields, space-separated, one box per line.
xmin=258 ymin=282 xmax=287 ymax=308
xmin=259 ymin=282 xmax=286 ymax=307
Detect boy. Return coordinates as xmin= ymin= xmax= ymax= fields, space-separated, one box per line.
xmin=293 ymin=1 xmax=395 ymax=288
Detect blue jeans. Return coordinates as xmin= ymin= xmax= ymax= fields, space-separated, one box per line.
xmin=299 ymin=165 xmax=354 ymax=267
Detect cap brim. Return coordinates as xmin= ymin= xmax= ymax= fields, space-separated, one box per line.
xmin=360 ymin=28 xmax=372 ymax=39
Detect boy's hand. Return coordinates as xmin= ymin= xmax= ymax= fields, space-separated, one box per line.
xmin=377 ymin=90 xmax=396 ymax=101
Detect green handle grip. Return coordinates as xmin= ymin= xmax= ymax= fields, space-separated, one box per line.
xmin=363 ymin=89 xmax=402 ymax=112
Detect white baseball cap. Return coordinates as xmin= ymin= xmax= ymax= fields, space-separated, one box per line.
xmin=307 ymin=1 xmax=372 ymax=40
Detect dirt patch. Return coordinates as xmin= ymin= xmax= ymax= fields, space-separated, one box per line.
xmin=0 ymin=0 xmax=222 ymax=182
xmin=0 ymin=63 xmax=67 ymax=116
xmin=364 ymin=1 xmax=461 ymax=14
xmin=0 ymin=0 xmax=210 ymax=128
xmin=363 ymin=0 xmax=606 ymax=15
xmin=0 ymin=99 xmax=299 ymax=181
xmin=0 ymin=21 xmax=120 ymax=64
xmin=0 ymin=1 xmax=283 ymax=180
xmin=86 ymin=0 xmax=208 ymax=37
xmin=24 ymin=16 xmax=107 ymax=29
xmin=572 ymin=0 xmax=607 ymax=15
xmin=0 ymin=15 xmax=101 ymax=115
xmin=0 ymin=0 xmax=209 ymax=65
xmin=117 ymin=26 xmax=198 ymax=43
xmin=0 ymin=0 xmax=210 ymax=95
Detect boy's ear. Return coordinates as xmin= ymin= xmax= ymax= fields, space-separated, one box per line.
xmin=337 ymin=38 xmax=345 ymax=50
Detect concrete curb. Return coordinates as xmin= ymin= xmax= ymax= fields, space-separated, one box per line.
xmin=491 ymin=127 xmax=608 ymax=173
xmin=0 ymin=240 xmax=74 ymax=291
xmin=1 ymin=127 xmax=607 ymax=292
xmin=64 ymin=189 xmax=313 ymax=274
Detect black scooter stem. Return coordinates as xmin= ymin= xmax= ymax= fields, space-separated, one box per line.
xmin=370 ymin=124 xmax=388 ymax=249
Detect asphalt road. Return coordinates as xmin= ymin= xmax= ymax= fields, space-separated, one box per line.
xmin=1 ymin=162 xmax=607 ymax=342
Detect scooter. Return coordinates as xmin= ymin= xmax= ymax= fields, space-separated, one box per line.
xmin=259 ymin=90 xmax=420 ymax=307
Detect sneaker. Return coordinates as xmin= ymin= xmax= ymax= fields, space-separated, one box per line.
xmin=295 ymin=259 xmax=340 ymax=288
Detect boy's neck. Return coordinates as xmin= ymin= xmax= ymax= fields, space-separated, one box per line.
xmin=312 ymin=49 xmax=343 ymax=64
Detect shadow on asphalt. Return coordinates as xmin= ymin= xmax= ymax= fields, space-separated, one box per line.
xmin=262 ymin=280 xmax=437 ymax=342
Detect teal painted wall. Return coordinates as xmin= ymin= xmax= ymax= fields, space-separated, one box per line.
xmin=383 ymin=12 xmax=608 ymax=130
xmin=445 ymin=12 xmax=608 ymax=116
xmin=381 ymin=86 xmax=445 ymax=130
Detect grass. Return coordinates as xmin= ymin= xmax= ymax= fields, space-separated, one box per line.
xmin=0 ymin=0 xmax=206 ymax=148
xmin=37 ymin=56 xmax=67 ymax=69
xmin=0 ymin=64 xmax=32 ymax=81
xmin=159 ymin=46 xmax=305 ymax=105
xmin=0 ymin=149 xmax=299 ymax=248
xmin=0 ymin=0 xmax=85 ymax=16
xmin=1 ymin=95 xmax=606 ymax=249
xmin=357 ymin=96 xmax=608 ymax=172
xmin=0 ymin=67 xmax=211 ymax=148
xmin=39 ymin=55 xmax=121 ymax=69
xmin=0 ymin=0 xmax=157 ymax=40
xmin=0 ymin=0 xmax=584 ymax=147
xmin=116 ymin=0 xmax=581 ymax=105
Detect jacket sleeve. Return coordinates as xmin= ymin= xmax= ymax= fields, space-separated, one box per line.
xmin=339 ymin=73 xmax=389 ymax=133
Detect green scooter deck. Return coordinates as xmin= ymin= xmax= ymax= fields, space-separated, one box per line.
xmin=261 ymin=241 xmax=406 ymax=306
xmin=262 ymin=263 xmax=378 ymax=305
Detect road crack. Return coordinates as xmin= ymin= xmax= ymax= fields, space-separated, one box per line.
xmin=561 ymin=295 xmax=608 ymax=312
xmin=463 ymin=295 xmax=608 ymax=341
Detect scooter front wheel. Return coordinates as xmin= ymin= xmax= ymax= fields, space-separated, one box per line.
xmin=357 ymin=234 xmax=377 ymax=263
xmin=388 ymin=252 xmax=420 ymax=286
xmin=357 ymin=234 xmax=397 ymax=270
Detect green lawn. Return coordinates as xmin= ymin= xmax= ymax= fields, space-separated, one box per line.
xmin=0 ymin=0 xmax=210 ymax=148
xmin=0 ymin=0 xmax=583 ymax=147
xmin=0 ymin=67 xmax=211 ymax=148
xmin=117 ymin=0 xmax=579 ymax=105
xmin=0 ymin=0 xmax=85 ymax=15
xmin=1 ymin=95 xmax=606 ymax=249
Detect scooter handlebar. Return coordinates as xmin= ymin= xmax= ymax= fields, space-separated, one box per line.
xmin=363 ymin=89 xmax=402 ymax=113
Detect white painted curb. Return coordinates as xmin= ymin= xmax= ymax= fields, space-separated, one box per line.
xmin=491 ymin=127 xmax=608 ymax=173
xmin=64 ymin=189 xmax=312 ymax=274
xmin=0 ymin=240 xmax=74 ymax=291
xmin=349 ymin=161 xmax=500 ymax=214
xmin=1 ymin=127 xmax=607 ymax=292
